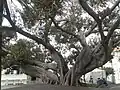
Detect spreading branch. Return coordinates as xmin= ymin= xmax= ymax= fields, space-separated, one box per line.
xmin=99 ymin=0 xmax=120 ymax=20
xmin=2 ymin=0 xmax=69 ymax=80
xmin=78 ymin=0 xmax=105 ymax=41
xmin=50 ymin=17 xmax=87 ymax=47
xmin=0 ymin=26 xmax=68 ymax=77
xmin=24 ymin=60 xmax=57 ymax=71
xmin=84 ymin=0 xmax=120 ymax=37
xmin=106 ymin=17 xmax=120 ymax=42
xmin=85 ymin=23 xmax=97 ymax=37
xmin=3 ymin=0 xmax=53 ymax=51
xmin=0 ymin=0 xmax=3 ymax=25
xmin=114 ymin=40 xmax=120 ymax=47
xmin=78 ymin=0 xmax=99 ymax=22
xmin=21 ymin=65 xmax=58 ymax=82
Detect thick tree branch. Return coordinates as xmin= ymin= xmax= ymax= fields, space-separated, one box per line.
xmin=114 ymin=41 xmax=120 ymax=47
xmin=99 ymin=0 xmax=120 ymax=19
xmin=0 ymin=1 xmax=3 ymax=88
xmin=0 ymin=26 xmax=68 ymax=78
xmin=0 ymin=0 xmax=3 ymax=25
xmin=78 ymin=0 xmax=105 ymax=40
xmin=78 ymin=0 xmax=99 ymax=22
xmin=84 ymin=0 xmax=120 ymax=37
xmin=44 ymin=19 xmax=52 ymax=43
xmin=24 ymin=60 xmax=57 ymax=71
xmin=21 ymin=65 xmax=58 ymax=82
xmin=3 ymin=0 xmax=69 ymax=81
xmin=0 ymin=26 xmax=52 ymax=50
xmin=85 ymin=23 xmax=97 ymax=37
xmin=71 ymin=46 xmax=92 ymax=85
xmin=98 ymin=21 xmax=105 ymax=41
xmin=113 ymin=0 xmax=120 ymax=9
xmin=50 ymin=17 xmax=87 ymax=47
xmin=87 ymin=37 xmax=114 ymax=73
xmin=106 ymin=17 xmax=120 ymax=42
xmin=83 ymin=52 xmax=112 ymax=76
xmin=76 ymin=44 xmax=113 ymax=79
xmin=3 ymin=0 xmax=55 ymax=51
xmin=113 ymin=35 xmax=120 ymax=47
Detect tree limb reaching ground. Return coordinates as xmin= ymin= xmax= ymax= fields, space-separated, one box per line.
xmin=0 ymin=0 xmax=120 ymax=86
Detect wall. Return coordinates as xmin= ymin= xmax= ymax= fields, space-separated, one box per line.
xmin=1 ymin=74 xmax=28 ymax=86
xmin=84 ymin=69 xmax=106 ymax=84
xmin=105 ymin=51 xmax=120 ymax=84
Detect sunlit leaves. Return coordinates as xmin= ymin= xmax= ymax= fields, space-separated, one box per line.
xmin=17 ymin=0 xmax=63 ymax=29
xmin=87 ymin=0 xmax=108 ymax=7
xmin=2 ymin=39 xmax=47 ymax=69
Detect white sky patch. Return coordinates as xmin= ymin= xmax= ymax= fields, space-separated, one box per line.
xmin=86 ymin=33 xmax=100 ymax=44
xmin=7 ymin=0 xmax=23 ymax=12
xmin=17 ymin=33 xmax=30 ymax=40
xmin=2 ymin=16 xmax=30 ymax=40
xmin=2 ymin=18 xmax=11 ymax=26
xmin=64 ymin=51 xmax=71 ymax=57
xmin=49 ymin=35 xmax=57 ymax=46
xmin=106 ymin=1 xmax=113 ymax=8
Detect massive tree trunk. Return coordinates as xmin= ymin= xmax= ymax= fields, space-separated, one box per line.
xmin=0 ymin=0 xmax=3 ymax=89
xmin=62 ymin=41 xmax=113 ymax=86
xmin=16 ymin=40 xmax=113 ymax=86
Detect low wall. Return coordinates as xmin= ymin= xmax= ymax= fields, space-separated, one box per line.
xmin=1 ymin=74 xmax=28 ymax=86
xmin=3 ymin=84 xmax=120 ymax=90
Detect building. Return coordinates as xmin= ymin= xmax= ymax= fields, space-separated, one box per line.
xmin=1 ymin=70 xmax=28 ymax=86
xmin=84 ymin=69 xmax=106 ymax=84
xmin=84 ymin=47 xmax=120 ymax=84
xmin=105 ymin=47 xmax=120 ymax=84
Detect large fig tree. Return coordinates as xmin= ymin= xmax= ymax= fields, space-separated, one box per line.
xmin=0 ymin=0 xmax=120 ymax=86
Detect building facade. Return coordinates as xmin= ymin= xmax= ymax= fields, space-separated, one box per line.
xmin=1 ymin=70 xmax=28 ymax=86
xmin=84 ymin=48 xmax=120 ymax=84
xmin=105 ymin=48 xmax=120 ymax=84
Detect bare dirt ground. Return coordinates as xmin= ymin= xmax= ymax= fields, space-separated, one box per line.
xmin=2 ymin=83 xmax=120 ymax=90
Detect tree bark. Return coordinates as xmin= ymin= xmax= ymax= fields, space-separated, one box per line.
xmin=24 ymin=60 xmax=58 ymax=71
xmin=62 ymin=41 xmax=113 ymax=86
xmin=0 ymin=32 xmax=2 ymax=90
xmin=21 ymin=64 xmax=59 ymax=83
xmin=71 ymin=46 xmax=92 ymax=86
xmin=50 ymin=49 xmax=68 ymax=84
xmin=0 ymin=0 xmax=3 ymax=89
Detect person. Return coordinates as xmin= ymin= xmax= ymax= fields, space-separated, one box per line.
xmin=96 ymin=78 xmax=108 ymax=88
xmin=97 ymin=78 xmax=102 ymax=87
xmin=89 ymin=76 xmax=93 ymax=84
xmin=102 ymin=78 xmax=108 ymax=86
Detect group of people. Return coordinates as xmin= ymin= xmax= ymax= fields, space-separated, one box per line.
xmin=89 ymin=76 xmax=108 ymax=88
